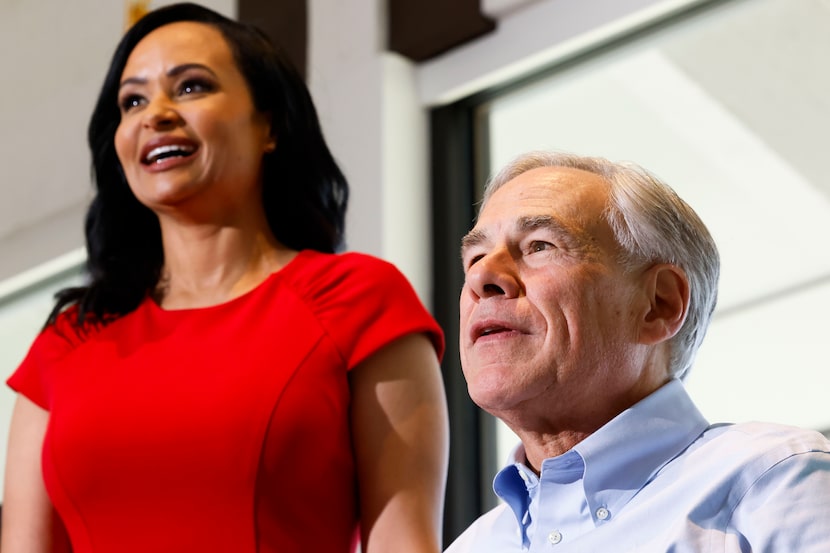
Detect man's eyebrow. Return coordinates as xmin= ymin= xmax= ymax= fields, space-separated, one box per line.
xmin=520 ymin=214 xmax=594 ymax=252
xmin=460 ymin=228 xmax=487 ymax=256
xmin=460 ymin=214 xmax=585 ymax=260
xmin=461 ymin=216 xmax=567 ymax=252
xmin=517 ymin=215 xmax=569 ymax=236
xmin=119 ymin=63 xmax=217 ymax=90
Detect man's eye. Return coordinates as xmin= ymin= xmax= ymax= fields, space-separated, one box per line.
xmin=529 ymin=241 xmax=553 ymax=253
xmin=464 ymin=254 xmax=484 ymax=271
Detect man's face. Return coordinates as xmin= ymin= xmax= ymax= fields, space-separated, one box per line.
xmin=459 ymin=166 xmax=667 ymax=428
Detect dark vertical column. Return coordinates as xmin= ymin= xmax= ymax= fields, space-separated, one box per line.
xmin=431 ymin=100 xmax=491 ymax=546
xmin=237 ymin=0 xmax=308 ymax=79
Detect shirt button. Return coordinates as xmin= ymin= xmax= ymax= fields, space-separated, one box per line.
xmin=548 ymin=530 xmax=562 ymax=545
xmin=596 ymin=507 xmax=610 ymax=520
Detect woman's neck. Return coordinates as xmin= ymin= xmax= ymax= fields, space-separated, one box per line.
xmin=154 ymin=217 xmax=295 ymax=310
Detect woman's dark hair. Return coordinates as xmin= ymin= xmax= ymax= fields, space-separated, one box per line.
xmin=49 ymin=2 xmax=349 ymax=328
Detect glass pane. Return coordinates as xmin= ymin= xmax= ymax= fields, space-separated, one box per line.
xmin=483 ymin=0 xmax=830 ymax=462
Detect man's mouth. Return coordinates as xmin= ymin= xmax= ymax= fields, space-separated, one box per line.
xmin=480 ymin=326 xmax=510 ymax=337
xmin=472 ymin=320 xmax=518 ymax=342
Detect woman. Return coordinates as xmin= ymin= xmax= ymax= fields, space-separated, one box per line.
xmin=1 ymin=4 xmax=449 ymax=552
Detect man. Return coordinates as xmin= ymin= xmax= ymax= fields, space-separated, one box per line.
xmin=447 ymin=151 xmax=830 ymax=552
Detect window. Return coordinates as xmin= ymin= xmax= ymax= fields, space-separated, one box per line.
xmin=0 ymin=250 xmax=84 ymax=499
xmin=433 ymin=0 xmax=830 ymax=540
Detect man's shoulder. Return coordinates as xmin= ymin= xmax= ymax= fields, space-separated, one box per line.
xmin=704 ymin=420 xmax=830 ymax=456
xmin=678 ymin=420 xmax=830 ymax=491
xmin=445 ymin=503 xmax=518 ymax=553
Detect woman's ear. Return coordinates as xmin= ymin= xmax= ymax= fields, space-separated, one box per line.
xmin=638 ymin=263 xmax=690 ymax=345
xmin=259 ymin=111 xmax=276 ymax=153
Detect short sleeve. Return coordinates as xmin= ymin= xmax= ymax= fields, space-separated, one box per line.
xmin=297 ymin=252 xmax=445 ymax=370
xmin=7 ymin=310 xmax=81 ymax=410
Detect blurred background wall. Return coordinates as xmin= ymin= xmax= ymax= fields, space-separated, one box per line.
xmin=2 ymin=0 xmax=827 ymax=545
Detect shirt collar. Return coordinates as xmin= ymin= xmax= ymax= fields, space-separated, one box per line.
xmin=493 ymin=443 xmax=536 ymax=533
xmin=492 ymin=379 xmax=709 ymax=529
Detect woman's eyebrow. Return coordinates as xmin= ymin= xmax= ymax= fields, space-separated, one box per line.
xmin=166 ymin=62 xmax=217 ymax=79
xmin=119 ymin=63 xmax=217 ymax=90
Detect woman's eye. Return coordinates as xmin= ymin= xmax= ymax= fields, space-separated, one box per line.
xmin=119 ymin=95 xmax=144 ymax=112
xmin=179 ymin=79 xmax=213 ymax=96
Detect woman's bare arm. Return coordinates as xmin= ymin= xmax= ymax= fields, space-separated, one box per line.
xmin=2 ymin=395 xmax=71 ymax=553
xmin=350 ymin=333 xmax=449 ymax=553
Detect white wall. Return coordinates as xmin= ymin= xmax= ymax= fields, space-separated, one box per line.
xmin=0 ymin=0 xmax=237 ymax=283
xmin=306 ymin=0 xmax=434 ymax=295
xmin=0 ymin=257 xmax=84 ymax=502
xmin=0 ymin=0 xmax=237 ymax=502
xmin=0 ymin=0 xmax=675 ymax=501
xmin=0 ymin=0 xmax=434 ymax=295
xmin=0 ymin=0 xmax=682 ymax=328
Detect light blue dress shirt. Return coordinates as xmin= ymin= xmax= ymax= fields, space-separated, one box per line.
xmin=445 ymin=380 xmax=830 ymax=552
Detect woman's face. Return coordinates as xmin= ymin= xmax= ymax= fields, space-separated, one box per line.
xmin=114 ymin=21 xmax=274 ymax=217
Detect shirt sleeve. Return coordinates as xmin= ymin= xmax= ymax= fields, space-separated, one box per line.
xmin=6 ymin=309 xmax=82 ymax=410
xmin=729 ymin=449 xmax=830 ymax=551
xmin=302 ymin=252 xmax=445 ymax=370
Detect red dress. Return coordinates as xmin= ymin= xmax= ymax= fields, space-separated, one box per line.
xmin=8 ymin=250 xmax=444 ymax=552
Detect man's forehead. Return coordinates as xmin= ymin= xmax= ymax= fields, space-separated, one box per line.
xmin=461 ymin=168 xmax=612 ymax=253
xmin=505 ymin=165 xmax=607 ymax=188
xmin=481 ymin=168 xmax=608 ymax=221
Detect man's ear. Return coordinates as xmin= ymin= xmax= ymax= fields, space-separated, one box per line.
xmin=638 ymin=263 xmax=690 ymax=345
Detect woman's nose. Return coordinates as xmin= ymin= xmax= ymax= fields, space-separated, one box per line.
xmin=464 ymin=248 xmax=521 ymax=300
xmin=142 ymin=97 xmax=182 ymax=130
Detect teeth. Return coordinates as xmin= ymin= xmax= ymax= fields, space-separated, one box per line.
xmin=145 ymin=144 xmax=194 ymax=163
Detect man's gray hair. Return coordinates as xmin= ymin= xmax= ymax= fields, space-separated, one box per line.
xmin=482 ymin=151 xmax=720 ymax=380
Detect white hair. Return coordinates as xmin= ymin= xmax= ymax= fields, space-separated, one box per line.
xmin=482 ymin=151 xmax=720 ymax=379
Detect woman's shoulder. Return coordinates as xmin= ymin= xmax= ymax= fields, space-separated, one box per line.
xmin=35 ymin=305 xmax=105 ymax=355
xmin=287 ymin=250 xmax=406 ymax=288
xmin=283 ymin=250 xmax=444 ymax=366
xmin=282 ymin=250 xmax=421 ymax=315
xmin=9 ymin=305 xmax=97 ymax=402
xmin=293 ymin=249 xmax=397 ymax=272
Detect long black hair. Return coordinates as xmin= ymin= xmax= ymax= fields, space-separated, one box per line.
xmin=49 ymin=2 xmax=349 ymax=328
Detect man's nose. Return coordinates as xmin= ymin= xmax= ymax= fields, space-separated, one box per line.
xmin=464 ymin=248 xmax=522 ymax=300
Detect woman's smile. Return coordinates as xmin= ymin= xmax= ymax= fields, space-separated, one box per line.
xmin=140 ymin=135 xmax=198 ymax=171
